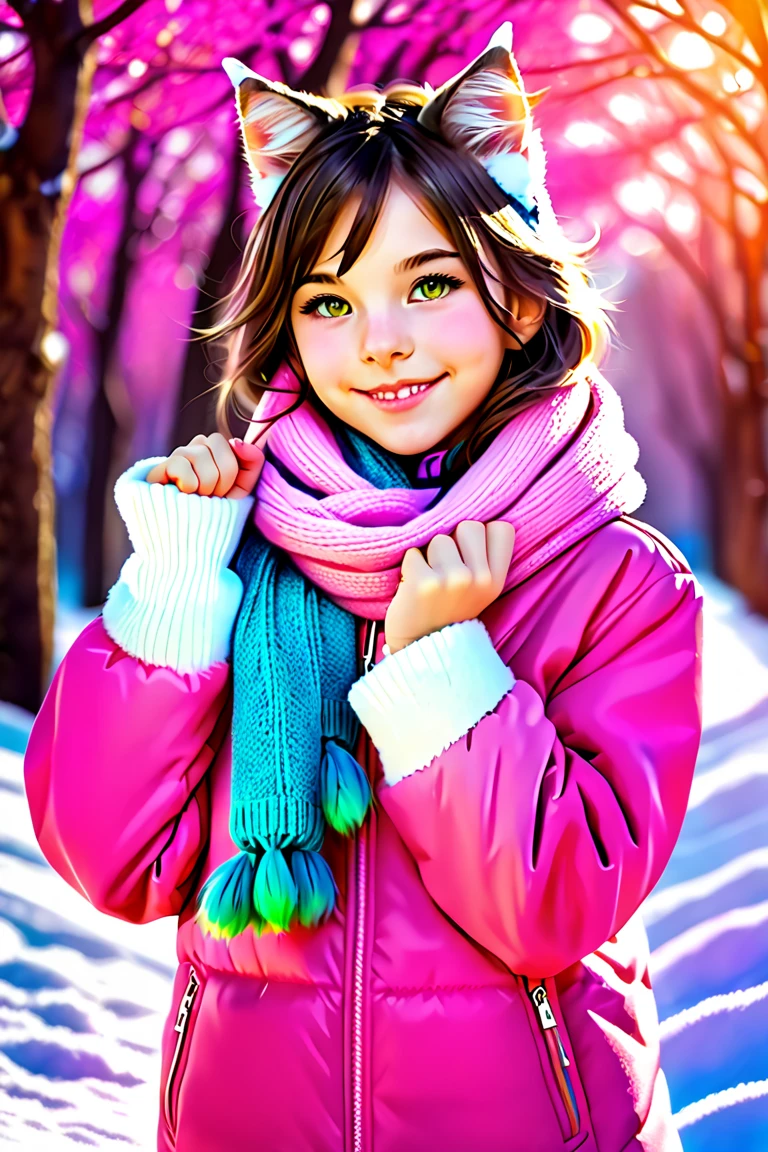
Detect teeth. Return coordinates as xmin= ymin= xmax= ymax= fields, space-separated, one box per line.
xmin=370 ymin=382 xmax=434 ymax=400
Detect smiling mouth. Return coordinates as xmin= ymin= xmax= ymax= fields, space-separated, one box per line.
xmin=355 ymin=373 xmax=447 ymax=401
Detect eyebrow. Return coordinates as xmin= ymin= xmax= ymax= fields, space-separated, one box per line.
xmin=298 ymin=248 xmax=461 ymax=288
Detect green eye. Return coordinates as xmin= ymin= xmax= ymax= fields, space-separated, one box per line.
xmin=298 ymin=295 xmax=351 ymax=318
xmin=317 ymin=298 xmax=350 ymax=318
xmin=416 ymin=278 xmax=448 ymax=300
xmin=411 ymin=274 xmax=464 ymax=302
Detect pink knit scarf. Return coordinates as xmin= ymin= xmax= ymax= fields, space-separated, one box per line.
xmin=248 ymin=361 xmax=646 ymax=620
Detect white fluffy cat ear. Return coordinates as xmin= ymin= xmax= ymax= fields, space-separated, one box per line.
xmin=416 ymin=23 xmax=548 ymax=165
xmin=222 ymin=59 xmax=342 ymax=207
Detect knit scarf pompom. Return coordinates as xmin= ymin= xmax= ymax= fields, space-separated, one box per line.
xmin=195 ymin=426 xmax=413 ymax=939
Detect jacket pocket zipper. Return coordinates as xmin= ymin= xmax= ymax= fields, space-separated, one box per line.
xmin=524 ymin=976 xmax=580 ymax=1139
xmin=164 ymin=965 xmax=200 ymax=1138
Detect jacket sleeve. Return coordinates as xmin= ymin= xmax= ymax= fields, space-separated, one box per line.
xmin=24 ymin=459 xmax=254 ymax=923
xmin=348 ymin=570 xmax=703 ymax=977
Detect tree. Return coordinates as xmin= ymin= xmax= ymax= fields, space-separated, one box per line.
xmin=0 ymin=0 xmax=147 ymax=711
xmin=524 ymin=0 xmax=768 ymax=610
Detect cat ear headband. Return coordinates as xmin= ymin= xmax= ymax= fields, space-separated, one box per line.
xmin=221 ymin=22 xmax=554 ymax=232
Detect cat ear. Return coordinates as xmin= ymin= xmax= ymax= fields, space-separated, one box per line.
xmin=416 ymin=23 xmax=548 ymax=164
xmin=222 ymin=58 xmax=342 ymax=207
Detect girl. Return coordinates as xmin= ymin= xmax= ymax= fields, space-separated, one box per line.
xmin=25 ymin=23 xmax=702 ymax=1152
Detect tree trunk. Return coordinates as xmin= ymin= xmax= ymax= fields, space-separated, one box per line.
xmin=0 ymin=164 xmax=54 ymax=711
xmin=720 ymin=220 xmax=768 ymax=613
xmin=0 ymin=11 xmax=94 ymax=709
xmin=720 ymin=370 xmax=768 ymax=613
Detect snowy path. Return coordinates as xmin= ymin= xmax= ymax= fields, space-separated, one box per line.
xmin=645 ymin=579 xmax=768 ymax=1151
xmin=0 ymin=576 xmax=766 ymax=1149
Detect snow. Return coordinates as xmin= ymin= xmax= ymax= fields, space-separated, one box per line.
xmin=0 ymin=575 xmax=766 ymax=1148
xmin=644 ymin=576 xmax=768 ymax=1149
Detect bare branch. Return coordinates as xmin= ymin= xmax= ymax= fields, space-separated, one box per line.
xmin=77 ymin=0 xmax=148 ymax=48
xmin=600 ymin=0 xmax=762 ymax=156
xmin=556 ymin=66 xmax=657 ymax=100
xmin=525 ymin=49 xmax=646 ymax=74
xmin=640 ymin=213 xmax=740 ymax=358
xmin=626 ymin=0 xmax=761 ymax=74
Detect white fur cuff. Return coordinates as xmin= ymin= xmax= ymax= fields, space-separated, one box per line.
xmin=102 ymin=457 xmax=255 ymax=672
xmin=347 ymin=619 xmax=515 ymax=786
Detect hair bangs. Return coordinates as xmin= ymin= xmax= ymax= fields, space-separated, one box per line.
xmin=196 ymin=98 xmax=616 ymax=464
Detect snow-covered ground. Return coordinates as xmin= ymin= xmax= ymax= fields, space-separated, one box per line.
xmin=644 ymin=577 xmax=768 ymax=1151
xmin=0 ymin=575 xmax=766 ymax=1149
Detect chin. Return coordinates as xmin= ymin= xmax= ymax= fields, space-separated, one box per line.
xmin=364 ymin=425 xmax=448 ymax=455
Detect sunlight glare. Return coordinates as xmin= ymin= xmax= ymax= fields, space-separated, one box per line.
xmin=665 ymin=199 xmax=698 ymax=234
xmin=701 ymin=11 xmax=727 ymax=36
xmin=629 ymin=5 xmax=667 ymax=30
xmin=564 ymin=121 xmax=613 ymax=148
xmin=619 ymin=226 xmax=662 ymax=256
xmin=608 ymin=93 xmax=647 ymax=125
xmin=735 ymin=67 xmax=755 ymax=90
xmin=734 ymin=168 xmax=768 ymax=203
xmin=654 ymin=148 xmax=690 ymax=178
xmin=617 ymin=175 xmax=666 ymax=215
xmin=667 ymin=31 xmax=716 ymax=70
xmin=569 ymin=13 xmax=613 ymax=44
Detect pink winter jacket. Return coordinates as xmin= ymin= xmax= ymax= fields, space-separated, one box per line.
xmin=24 ymin=461 xmax=702 ymax=1152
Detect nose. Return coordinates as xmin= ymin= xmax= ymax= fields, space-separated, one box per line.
xmin=360 ymin=309 xmax=414 ymax=370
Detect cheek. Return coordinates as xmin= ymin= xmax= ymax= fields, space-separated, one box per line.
xmin=423 ymin=297 xmax=504 ymax=365
xmin=293 ymin=318 xmax=346 ymax=384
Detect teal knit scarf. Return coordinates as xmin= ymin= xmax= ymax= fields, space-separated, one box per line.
xmin=194 ymin=427 xmax=419 ymax=938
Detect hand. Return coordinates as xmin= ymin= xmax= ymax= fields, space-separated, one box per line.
xmin=385 ymin=520 xmax=516 ymax=655
xmin=145 ymin=433 xmax=264 ymax=499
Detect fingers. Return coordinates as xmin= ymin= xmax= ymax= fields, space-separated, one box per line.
xmin=425 ymin=533 xmax=472 ymax=590
xmin=410 ymin=521 xmax=515 ymax=592
xmin=145 ymin=459 xmax=172 ymax=485
xmin=163 ymin=453 xmax=199 ymax=494
xmin=486 ymin=520 xmax=516 ymax=586
xmin=204 ymin=433 xmax=239 ymax=496
xmin=229 ymin=439 xmax=265 ymax=499
xmin=451 ymin=520 xmax=493 ymax=589
xmin=146 ymin=433 xmax=263 ymax=499
xmin=400 ymin=545 xmax=440 ymax=593
xmin=166 ymin=437 xmax=221 ymax=495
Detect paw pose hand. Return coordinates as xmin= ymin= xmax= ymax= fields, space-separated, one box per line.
xmin=385 ymin=520 xmax=516 ymax=655
xmin=146 ymin=433 xmax=264 ymax=499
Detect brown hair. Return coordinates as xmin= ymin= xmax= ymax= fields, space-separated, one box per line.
xmin=197 ymin=85 xmax=616 ymax=477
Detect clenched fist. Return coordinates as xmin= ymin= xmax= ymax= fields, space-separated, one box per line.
xmin=385 ymin=520 xmax=515 ymax=655
xmin=146 ymin=433 xmax=264 ymax=499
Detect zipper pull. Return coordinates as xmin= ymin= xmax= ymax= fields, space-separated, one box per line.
xmin=360 ymin=619 xmax=381 ymax=677
xmin=529 ymin=983 xmax=556 ymax=1029
xmin=529 ymin=983 xmax=570 ymax=1067
xmin=174 ymin=971 xmax=199 ymax=1032
xmin=524 ymin=976 xmax=580 ymax=1137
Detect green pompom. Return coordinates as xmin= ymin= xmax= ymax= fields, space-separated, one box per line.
xmin=292 ymin=850 xmax=338 ymax=928
xmin=253 ymin=848 xmax=298 ymax=931
xmin=320 ymin=739 xmax=372 ymax=836
xmin=195 ymin=852 xmax=264 ymax=939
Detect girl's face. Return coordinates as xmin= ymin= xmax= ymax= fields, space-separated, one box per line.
xmin=289 ymin=179 xmax=545 ymax=455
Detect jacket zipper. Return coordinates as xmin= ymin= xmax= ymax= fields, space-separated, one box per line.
xmin=351 ymin=618 xmax=382 ymax=1152
xmin=163 ymin=965 xmax=200 ymax=1137
xmin=352 ymin=820 xmax=367 ymax=1152
xmin=524 ymin=976 xmax=580 ymax=1138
